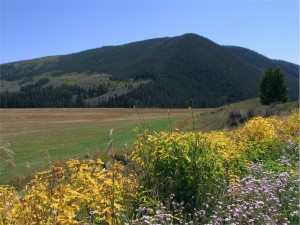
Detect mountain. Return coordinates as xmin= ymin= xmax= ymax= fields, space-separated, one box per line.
xmin=0 ymin=33 xmax=299 ymax=108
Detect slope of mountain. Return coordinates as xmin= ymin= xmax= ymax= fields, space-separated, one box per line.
xmin=223 ymin=46 xmax=299 ymax=78
xmin=224 ymin=46 xmax=299 ymax=101
xmin=1 ymin=33 xmax=299 ymax=108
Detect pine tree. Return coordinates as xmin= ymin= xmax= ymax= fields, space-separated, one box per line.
xmin=259 ymin=67 xmax=288 ymax=105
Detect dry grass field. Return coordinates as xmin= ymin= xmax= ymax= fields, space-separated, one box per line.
xmin=0 ymin=108 xmax=209 ymax=185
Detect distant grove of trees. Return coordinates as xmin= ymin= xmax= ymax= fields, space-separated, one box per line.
xmin=0 ymin=79 xmax=237 ymax=108
xmin=0 ymin=82 xmax=228 ymax=108
xmin=97 ymin=79 xmax=237 ymax=108
xmin=0 ymin=82 xmax=108 ymax=108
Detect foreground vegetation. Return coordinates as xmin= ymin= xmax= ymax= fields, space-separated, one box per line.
xmin=0 ymin=110 xmax=298 ymax=224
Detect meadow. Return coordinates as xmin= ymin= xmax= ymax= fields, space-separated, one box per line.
xmin=0 ymin=107 xmax=209 ymax=185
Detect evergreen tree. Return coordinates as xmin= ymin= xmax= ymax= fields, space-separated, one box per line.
xmin=259 ymin=67 xmax=288 ymax=105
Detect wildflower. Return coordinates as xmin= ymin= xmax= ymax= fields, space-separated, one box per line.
xmin=108 ymin=128 xmax=113 ymax=138
xmin=51 ymin=209 xmax=57 ymax=216
xmin=286 ymin=139 xmax=293 ymax=146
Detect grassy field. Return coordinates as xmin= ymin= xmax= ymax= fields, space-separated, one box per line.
xmin=0 ymin=107 xmax=210 ymax=185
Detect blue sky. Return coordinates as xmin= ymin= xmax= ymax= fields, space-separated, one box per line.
xmin=1 ymin=0 xmax=299 ymax=64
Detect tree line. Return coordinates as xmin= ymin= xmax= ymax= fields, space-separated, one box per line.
xmin=0 ymin=83 xmax=108 ymax=108
xmin=0 ymin=67 xmax=291 ymax=108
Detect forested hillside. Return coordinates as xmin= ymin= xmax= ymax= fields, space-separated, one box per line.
xmin=1 ymin=34 xmax=299 ymax=108
xmin=224 ymin=46 xmax=299 ymax=101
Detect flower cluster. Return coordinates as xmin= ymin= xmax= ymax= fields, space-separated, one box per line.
xmin=209 ymin=156 xmax=299 ymax=225
xmin=0 ymin=158 xmax=138 ymax=224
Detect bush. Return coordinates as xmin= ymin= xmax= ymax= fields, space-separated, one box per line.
xmin=247 ymin=108 xmax=256 ymax=119
xmin=131 ymin=129 xmax=246 ymax=214
xmin=263 ymin=104 xmax=278 ymax=117
xmin=227 ymin=109 xmax=242 ymax=126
